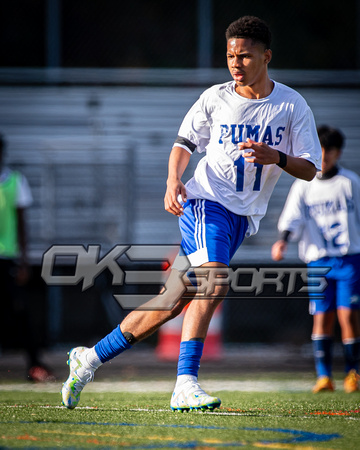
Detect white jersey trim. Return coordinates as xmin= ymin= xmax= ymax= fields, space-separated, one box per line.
xmin=172 ymin=143 xmax=193 ymax=155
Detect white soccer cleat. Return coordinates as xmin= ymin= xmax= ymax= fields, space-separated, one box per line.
xmin=170 ymin=375 xmax=221 ymax=412
xmin=61 ymin=346 xmax=94 ymax=409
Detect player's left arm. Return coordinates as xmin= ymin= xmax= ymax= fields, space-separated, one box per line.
xmin=240 ymin=139 xmax=316 ymax=181
xmin=277 ymin=153 xmax=316 ymax=181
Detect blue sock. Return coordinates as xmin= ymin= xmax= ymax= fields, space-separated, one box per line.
xmin=177 ymin=341 xmax=204 ymax=377
xmin=343 ymin=339 xmax=360 ymax=373
xmin=94 ymin=325 xmax=132 ymax=363
xmin=312 ymin=336 xmax=333 ymax=378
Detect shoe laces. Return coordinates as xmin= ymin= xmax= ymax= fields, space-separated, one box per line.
xmin=73 ymin=366 xmax=94 ymax=388
xmin=83 ymin=370 xmax=94 ymax=384
xmin=186 ymin=380 xmax=207 ymax=397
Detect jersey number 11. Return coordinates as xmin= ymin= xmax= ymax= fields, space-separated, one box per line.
xmin=234 ymin=158 xmax=263 ymax=192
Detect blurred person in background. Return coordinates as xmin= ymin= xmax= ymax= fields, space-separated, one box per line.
xmin=272 ymin=125 xmax=360 ymax=393
xmin=0 ymin=133 xmax=54 ymax=382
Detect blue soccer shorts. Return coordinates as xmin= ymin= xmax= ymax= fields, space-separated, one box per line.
xmin=309 ymin=253 xmax=360 ymax=315
xmin=177 ymin=199 xmax=248 ymax=267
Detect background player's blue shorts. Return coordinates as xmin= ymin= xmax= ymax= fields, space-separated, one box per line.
xmin=178 ymin=199 xmax=248 ymax=267
xmin=309 ymin=253 xmax=360 ymax=315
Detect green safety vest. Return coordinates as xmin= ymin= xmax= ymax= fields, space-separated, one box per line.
xmin=0 ymin=171 xmax=20 ymax=258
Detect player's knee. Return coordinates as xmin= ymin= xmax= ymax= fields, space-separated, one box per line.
xmin=209 ymin=283 xmax=229 ymax=299
xmin=167 ymin=299 xmax=190 ymax=320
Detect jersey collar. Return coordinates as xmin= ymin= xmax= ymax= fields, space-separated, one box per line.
xmin=317 ymin=166 xmax=339 ymax=180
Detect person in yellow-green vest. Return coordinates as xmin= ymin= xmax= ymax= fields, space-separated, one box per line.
xmin=0 ymin=133 xmax=54 ymax=382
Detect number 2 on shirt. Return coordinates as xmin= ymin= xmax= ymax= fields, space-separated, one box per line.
xmin=234 ymin=157 xmax=263 ymax=191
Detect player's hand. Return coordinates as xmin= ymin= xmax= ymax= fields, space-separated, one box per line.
xmin=239 ymin=138 xmax=280 ymax=165
xmin=164 ymin=178 xmax=187 ymax=217
xmin=271 ymin=240 xmax=287 ymax=261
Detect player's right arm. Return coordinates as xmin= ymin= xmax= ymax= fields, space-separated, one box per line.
xmin=164 ymin=146 xmax=191 ymax=217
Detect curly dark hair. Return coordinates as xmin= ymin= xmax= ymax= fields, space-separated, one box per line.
xmin=317 ymin=125 xmax=345 ymax=151
xmin=225 ymin=16 xmax=272 ymax=49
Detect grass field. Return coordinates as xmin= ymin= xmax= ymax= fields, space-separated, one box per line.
xmin=1 ymin=379 xmax=359 ymax=449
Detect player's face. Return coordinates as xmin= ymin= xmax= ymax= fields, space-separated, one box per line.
xmin=321 ymin=147 xmax=341 ymax=173
xmin=227 ymin=38 xmax=272 ymax=97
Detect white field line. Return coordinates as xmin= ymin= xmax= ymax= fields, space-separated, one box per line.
xmin=0 ymin=379 xmax=314 ymax=393
xmin=1 ymin=405 xmax=359 ymax=420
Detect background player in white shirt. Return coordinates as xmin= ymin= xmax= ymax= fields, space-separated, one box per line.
xmin=62 ymin=16 xmax=321 ymax=411
xmin=272 ymin=126 xmax=360 ymax=393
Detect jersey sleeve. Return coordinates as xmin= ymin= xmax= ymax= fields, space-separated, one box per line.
xmin=289 ymin=102 xmax=322 ymax=171
xmin=16 ymin=173 xmax=33 ymax=208
xmin=350 ymin=171 xmax=360 ymax=226
xmin=174 ymin=95 xmax=210 ymax=154
xmin=277 ymin=179 xmax=307 ymax=241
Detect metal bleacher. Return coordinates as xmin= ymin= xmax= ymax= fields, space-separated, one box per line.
xmin=1 ymin=69 xmax=360 ymax=265
xmin=0 ymin=90 xmax=136 ymax=261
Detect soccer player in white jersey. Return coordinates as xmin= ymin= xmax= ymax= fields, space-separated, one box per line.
xmin=61 ymin=16 xmax=321 ymax=411
xmin=272 ymin=126 xmax=360 ymax=393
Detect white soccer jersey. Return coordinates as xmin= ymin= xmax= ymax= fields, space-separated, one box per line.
xmin=277 ymin=167 xmax=360 ymax=263
xmin=174 ymin=80 xmax=322 ymax=237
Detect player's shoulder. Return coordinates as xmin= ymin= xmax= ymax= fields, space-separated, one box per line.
xmin=11 ymin=169 xmax=25 ymax=184
xmin=272 ymin=81 xmax=309 ymax=106
xmin=338 ymin=166 xmax=360 ymax=184
xmin=273 ymin=81 xmax=301 ymax=97
xmin=200 ymin=81 xmax=233 ymax=98
xmin=0 ymin=167 xmax=18 ymax=181
xmin=288 ymin=177 xmax=311 ymax=197
xmin=198 ymin=81 xmax=234 ymax=112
